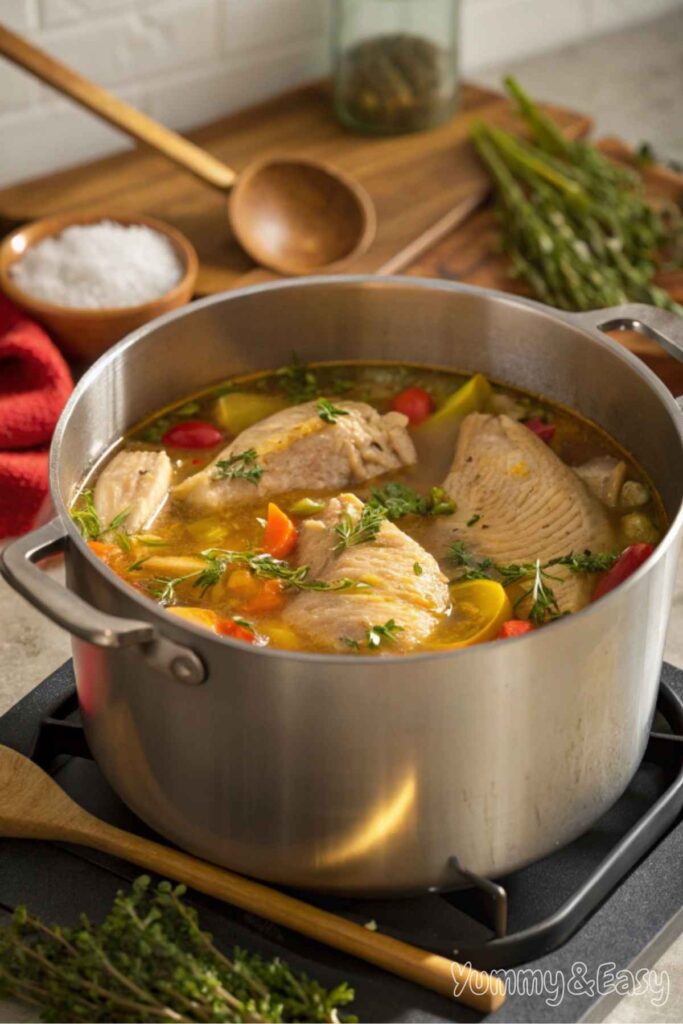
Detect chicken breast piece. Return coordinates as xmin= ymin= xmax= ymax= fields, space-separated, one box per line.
xmin=428 ymin=413 xmax=617 ymax=613
xmin=94 ymin=449 xmax=172 ymax=534
xmin=284 ymin=493 xmax=449 ymax=653
xmin=173 ymin=400 xmax=416 ymax=512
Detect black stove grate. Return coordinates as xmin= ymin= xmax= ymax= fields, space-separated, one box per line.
xmin=1 ymin=660 xmax=683 ymax=1022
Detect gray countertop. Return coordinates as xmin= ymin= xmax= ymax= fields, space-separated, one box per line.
xmin=1 ymin=10 xmax=682 ymax=1023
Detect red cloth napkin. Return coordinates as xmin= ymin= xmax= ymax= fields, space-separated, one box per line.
xmin=0 ymin=294 xmax=73 ymax=538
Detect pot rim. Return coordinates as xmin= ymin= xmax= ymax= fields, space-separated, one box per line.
xmin=50 ymin=274 xmax=683 ymax=664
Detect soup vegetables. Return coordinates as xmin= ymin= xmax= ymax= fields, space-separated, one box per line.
xmin=71 ymin=358 xmax=665 ymax=654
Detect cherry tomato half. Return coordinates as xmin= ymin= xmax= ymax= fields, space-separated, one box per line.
xmin=524 ymin=418 xmax=556 ymax=444
xmin=390 ymin=387 xmax=434 ymax=425
xmin=162 ymin=420 xmax=222 ymax=449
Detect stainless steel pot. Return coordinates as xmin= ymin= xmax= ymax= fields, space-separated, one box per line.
xmin=3 ymin=278 xmax=683 ymax=896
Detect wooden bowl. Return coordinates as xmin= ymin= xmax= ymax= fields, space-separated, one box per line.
xmin=0 ymin=212 xmax=198 ymax=359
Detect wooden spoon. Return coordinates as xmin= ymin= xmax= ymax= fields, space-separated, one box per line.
xmin=0 ymin=25 xmax=376 ymax=276
xmin=0 ymin=744 xmax=505 ymax=1013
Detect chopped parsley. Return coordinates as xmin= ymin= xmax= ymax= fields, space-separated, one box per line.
xmin=466 ymin=513 xmax=481 ymax=527
xmin=413 ymin=562 xmax=423 ymax=576
xmin=316 ymin=398 xmax=350 ymax=424
xmin=276 ymin=355 xmax=318 ymax=403
xmin=368 ymin=482 xmax=455 ymax=520
xmin=213 ymin=449 xmax=263 ymax=484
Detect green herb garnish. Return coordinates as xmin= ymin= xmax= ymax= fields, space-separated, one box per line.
xmin=334 ymin=503 xmax=387 ymax=552
xmin=70 ymin=488 xmax=101 ymax=540
xmin=466 ymin=513 xmax=481 ymax=527
xmin=276 ymin=354 xmax=318 ymax=403
xmin=340 ymin=636 xmax=361 ymax=651
xmin=0 ymin=875 xmax=357 ymax=1023
xmin=368 ymin=482 xmax=455 ymax=519
xmin=316 ymin=398 xmax=350 ymax=424
xmin=71 ymin=491 xmax=130 ymax=543
xmin=192 ymin=549 xmax=359 ymax=597
xmin=367 ymin=619 xmax=404 ymax=649
xmin=413 ymin=562 xmax=423 ymax=576
xmin=144 ymin=570 xmax=200 ymax=606
xmin=232 ymin=616 xmax=255 ymax=633
xmin=448 ymin=543 xmax=620 ymax=624
xmin=214 ymin=448 xmax=263 ymax=484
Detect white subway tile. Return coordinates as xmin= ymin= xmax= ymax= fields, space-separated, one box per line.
xmin=2 ymin=0 xmax=40 ymax=30
xmin=0 ymin=62 xmax=41 ymax=114
xmin=39 ymin=0 xmax=154 ymax=28
xmin=144 ymin=39 xmax=328 ymax=132
xmin=588 ymin=0 xmax=683 ymax=34
xmin=461 ymin=0 xmax=590 ymax=73
xmin=0 ymin=88 xmax=142 ymax=187
xmin=34 ymin=0 xmax=219 ymax=87
xmin=220 ymin=0 xmax=326 ymax=52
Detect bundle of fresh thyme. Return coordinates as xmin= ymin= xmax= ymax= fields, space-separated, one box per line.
xmin=0 ymin=876 xmax=356 ymax=1023
xmin=471 ymin=77 xmax=683 ymax=313
xmin=448 ymin=542 xmax=618 ymax=625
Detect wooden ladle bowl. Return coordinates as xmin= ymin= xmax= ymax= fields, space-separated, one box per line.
xmin=230 ymin=157 xmax=376 ymax=275
xmin=0 ymin=25 xmax=377 ymax=276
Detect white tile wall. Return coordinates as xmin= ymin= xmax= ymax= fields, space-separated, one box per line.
xmin=0 ymin=0 xmax=681 ymax=187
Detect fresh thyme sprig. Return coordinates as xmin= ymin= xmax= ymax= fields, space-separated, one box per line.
xmin=71 ymin=490 xmax=130 ymax=544
xmin=193 ymin=548 xmax=360 ymax=597
xmin=0 ymin=875 xmax=357 ymax=1023
xmin=448 ymin=542 xmax=619 ymax=624
xmin=334 ymin=503 xmax=388 ymax=552
xmin=214 ymin=448 xmax=264 ymax=484
xmin=316 ymin=398 xmax=350 ymax=424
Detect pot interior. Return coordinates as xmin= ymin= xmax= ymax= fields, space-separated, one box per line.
xmin=53 ymin=278 xmax=683 ymax=522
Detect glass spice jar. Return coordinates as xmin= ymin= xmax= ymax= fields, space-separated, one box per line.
xmin=331 ymin=0 xmax=460 ymax=135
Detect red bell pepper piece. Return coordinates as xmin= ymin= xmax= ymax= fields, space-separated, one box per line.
xmin=524 ymin=418 xmax=556 ymax=444
xmin=592 ymin=543 xmax=654 ymax=601
xmin=497 ymin=620 xmax=535 ymax=640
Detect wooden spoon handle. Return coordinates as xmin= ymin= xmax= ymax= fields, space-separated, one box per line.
xmin=69 ymin=814 xmax=504 ymax=1012
xmin=0 ymin=24 xmax=236 ymax=192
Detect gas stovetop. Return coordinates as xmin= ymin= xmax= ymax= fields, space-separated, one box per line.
xmin=1 ymin=660 xmax=683 ymax=1023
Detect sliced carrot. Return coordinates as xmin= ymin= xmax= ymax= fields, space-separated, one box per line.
xmin=87 ymin=540 xmax=117 ymax=562
xmin=243 ymin=578 xmax=286 ymax=614
xmin=262 ymin=502 xmax=298 ymax=559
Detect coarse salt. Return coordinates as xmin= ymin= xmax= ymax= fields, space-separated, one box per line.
xmin=10 ymin=220 xmax=184 ymax=309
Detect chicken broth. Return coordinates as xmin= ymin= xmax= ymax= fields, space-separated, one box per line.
xmin=72 ymin=359 xmax=665 ymax=655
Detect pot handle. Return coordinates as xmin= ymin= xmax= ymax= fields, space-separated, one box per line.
xmin=571 ymin=304 xmax=683 ymax=363
xmin=0 ymin=519 xmax=206 ymax=685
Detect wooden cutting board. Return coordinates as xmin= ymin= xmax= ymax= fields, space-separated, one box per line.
xmin=0 ymin=82 xmax=591 ymax=296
